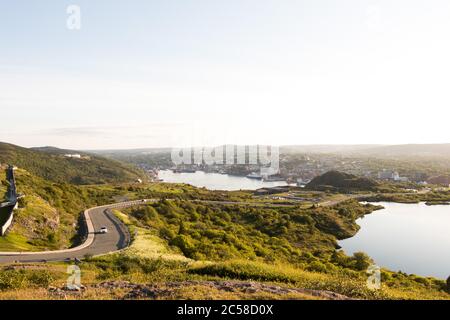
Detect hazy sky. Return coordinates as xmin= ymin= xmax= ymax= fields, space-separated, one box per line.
xmin=1 ymin=0 xmax=450 ymax=149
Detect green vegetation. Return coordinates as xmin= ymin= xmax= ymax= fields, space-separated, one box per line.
xmin=0 ymin=252 xmax=447 ymax=300
xmin=363 ymin=190 xmax=450 ymax=204
xmin=0 ymin=154 xmax=449 ymax=300
xmin=103 ymin=199 xmax=448 ymax=300
xmin=0 ymin=165 xmax=255 ymax=251
xmin=0 ymin=142 xmax=143 ymax=185
xmin=112 ymin=209 xmax=191 ymax=262
xmin=306 ymin=171 xmax=378 ymax=192
xmin=447 ymin=276 xmax=450 ymax=293
xmin=0 ymin=268 xmax=56 ymax=290
xmin=0 ymin=168 xmax=122 ymax=251
xmin=0 ymin=191 xmax=448 ymax=299
xmin=189 ymin=260 xmax=387 ymax=299
xmin=121 ymin=199 xmax=380 ymax=263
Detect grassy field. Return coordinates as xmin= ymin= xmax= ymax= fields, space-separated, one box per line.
xmin=112 ymin=209 xmax=191 ymax=263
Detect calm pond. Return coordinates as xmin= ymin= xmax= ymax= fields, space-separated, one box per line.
xmin=339 ymin=202 xmax=450 ymax=279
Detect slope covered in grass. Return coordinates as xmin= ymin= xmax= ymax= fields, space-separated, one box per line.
xmin=307 ymin=171 xmax=378 ymax=191
xmin=0 ymin=168 xmax=123 ymax=251
xmin=0 ymin=142 xmax=143 ymax=185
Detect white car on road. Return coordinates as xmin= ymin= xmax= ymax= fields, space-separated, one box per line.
xmin=99 ymin=226 xmax=108 ymax=234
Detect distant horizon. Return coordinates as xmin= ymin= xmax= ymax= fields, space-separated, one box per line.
xmin=87 ymin=142 xmax=450 ymax=152
xmin=4 ymin=141 xmax=450 ymax=152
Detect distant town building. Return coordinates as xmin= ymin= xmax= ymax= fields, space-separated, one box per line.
xmin=378 ymin=170 xmax=400 ymax=181
xmin=64 ymin=154 xmax=82 ymax=159
xmin=378 ymin=170 xmax=409 ymax=182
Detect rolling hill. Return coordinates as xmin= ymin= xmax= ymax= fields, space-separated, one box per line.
xmin=0 ymin=167 xmax=121 ymax=251
xmin=306 ymin=171 xmax=378 ymax=191
xmin=0 ymin=142 xmax=144 ymax=185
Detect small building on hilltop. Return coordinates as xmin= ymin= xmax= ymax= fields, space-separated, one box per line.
xmin=378 ymin=170 xmax=400 ymax=181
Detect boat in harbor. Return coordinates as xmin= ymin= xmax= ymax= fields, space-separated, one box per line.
xmin=172 ymin=168 xmax=197 ymax=173
xmin=246 ymin=172 xmax=263 ymax=180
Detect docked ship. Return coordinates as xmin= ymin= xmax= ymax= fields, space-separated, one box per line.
xmin=246 ymin=172 xmax=263 ymax=180
xmin=172 ymin=168 xmax=197 ymax=173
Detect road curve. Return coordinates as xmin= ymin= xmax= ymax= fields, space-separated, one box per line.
xmin=0 ymin=197 xmax=294 ymax=264
xmin=0 ymin=200 xmax=149 ymax=264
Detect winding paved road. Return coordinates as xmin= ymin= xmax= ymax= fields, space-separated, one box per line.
xmin=0 ymin=200 xmax=148 ymax=264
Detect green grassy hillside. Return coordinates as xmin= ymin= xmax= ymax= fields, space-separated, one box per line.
xmin=0 ymin=142 xmax=144 ymax=185
xmin=307 ymin=171 xmax=378 ymax=192
xmin=0 ymin=163 xmax=448 ymax=299
xmin=0 ymin=168 xmax=121 ymax=251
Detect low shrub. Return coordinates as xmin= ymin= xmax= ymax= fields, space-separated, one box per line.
xmin=0 ymin=269 xmax=55 ymax=290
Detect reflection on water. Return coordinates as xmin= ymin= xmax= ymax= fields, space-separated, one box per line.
xmin=339 ymin=202 xmax=450 ymax=279
xmin=158 ymin=170 xmax=290 ymax=191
